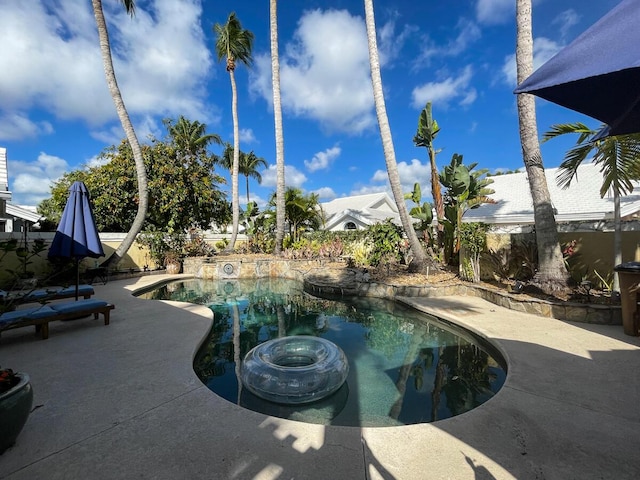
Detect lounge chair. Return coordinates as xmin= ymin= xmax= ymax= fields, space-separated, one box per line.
xmin=0 ymin=285 xmax=95 ymax=306
xmin=0 ymin=299 xmax=114 ymax=340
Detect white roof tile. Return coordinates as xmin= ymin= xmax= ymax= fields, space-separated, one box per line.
xmin=464 ymin=162 xmax=640 ymax=224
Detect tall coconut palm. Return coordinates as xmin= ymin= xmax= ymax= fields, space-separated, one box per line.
xmin=363 ymin=0 xmax=431 ymax=272
xmin=543 ymin=123 xmax=640 ymax=291
xmin=240 ymin=152 xmax=267 ymax=203
xmin=214 ymin=12 xmax=254 ymax=251
xmin=165 ymin=116 xmax=222 ymax=159
xmin=414 ymin=102 xmax=444 ymax=228
xmin=271 ymin=0 xmax=286 ymax=256
xmin=92 ymin=0 xmax=147 ymax=268
xmin=515 ymin=0 xmax=569 ymax=291
xmin=219 ymin=144 xmax=266 ymax=204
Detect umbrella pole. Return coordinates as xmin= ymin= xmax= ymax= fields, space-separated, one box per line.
xmin=75 ymin=258 xmax=80 ymax=301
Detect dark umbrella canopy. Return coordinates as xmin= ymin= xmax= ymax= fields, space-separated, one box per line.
xmin=514 ymin=0 xmax=640 ymax=136
xmin=48 ymin=181 xmax=104 ymax=298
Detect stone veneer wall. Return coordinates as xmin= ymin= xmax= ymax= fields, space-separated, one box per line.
xmin=182 ymin=257 xmax=622 ymax=326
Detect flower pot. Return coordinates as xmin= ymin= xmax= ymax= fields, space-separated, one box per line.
xmin=0 ymin=373 xmax=33 ymax=455
xmin=165 ymin=262 xmax=182 ymax=275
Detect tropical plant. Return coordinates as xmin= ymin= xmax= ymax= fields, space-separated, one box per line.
xmin=439 ymin=154 xmax=495 ymax=264
xmin=91 ymin=0 xmax=148 ymax=269
xmin=214 ymin=12 xmax=254 ymax=252
xmin=165 ymin=116 xmax=222 ymax=160
xmin=459 ymin=222 xmax=488 ymax=283
xmin=542 ymin=122 xmax=640 ymax=291
xmin=268 ymin=188 xmax=322 ymax=244
xmin=136 ymin=232 xmax=185 ymax=268
xmin=515 ymin=0 xmax=569 ymax=291
xmin=363 ymin=0 xmax=432 ymax=273
xmin=413 ymin=102 xmax=444 ymax=226
xmin=367 ymin=220 xmax=406 ymax=267
xmin=219 ymin=145 xmax=267 ymax=203
xmin=40 ymin=123 xmax=228 ymax=234
xmin=404 ymin=183 xmax=434 ymax=234
xmin=270 ymin=0 xmax=286 ymax=256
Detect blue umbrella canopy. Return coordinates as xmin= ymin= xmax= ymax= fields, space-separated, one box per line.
xmin=514 ymin=0 xmax=640 ymax=136
xmin=48 ymin=181 xmax=104 ymax=298
xmin=49 ymin=181 xmax=104 ymax=260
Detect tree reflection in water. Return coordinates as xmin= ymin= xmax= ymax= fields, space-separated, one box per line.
xmin=142 ymin=278 xmax=506 ymax=426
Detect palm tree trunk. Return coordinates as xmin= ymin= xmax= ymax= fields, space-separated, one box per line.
xmin=429 ymin=146 xmax=444 ymax=229
xmin=364 ymin=0 xmax=429 ymax=272
xmin=515 ymin=0 xmax=568 ymax=290
xmin=92 ymin=0 xmax=148 ymax=269
xmin=614 ymin=190 xmax=621 ymax=292
xmin=246 ymin=175 xmax=250 ymax=204
xmin=227 ymin=69 xmax=240 ymax=251
xmin=271 ymin=0 xmax=286 ymax=256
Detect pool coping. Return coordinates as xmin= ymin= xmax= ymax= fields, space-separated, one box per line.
xmin=1 ymin=273 xmax=639 ymax=479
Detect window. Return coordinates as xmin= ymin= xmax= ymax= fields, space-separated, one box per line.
xmin=344 ymin=222 xmax=357 ymax=230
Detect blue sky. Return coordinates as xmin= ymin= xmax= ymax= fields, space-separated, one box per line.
xmin=0 ymin=0 xmax=621 ymax=208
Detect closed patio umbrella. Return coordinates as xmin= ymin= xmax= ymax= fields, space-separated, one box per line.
xmin=48 ymin=181 xmax=104 ymax=300
xmin=514 ymin=0 xmax=640 ymax=137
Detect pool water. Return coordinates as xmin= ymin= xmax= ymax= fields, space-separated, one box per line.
xmin=140 ymin=278 xmax=507 ymax=427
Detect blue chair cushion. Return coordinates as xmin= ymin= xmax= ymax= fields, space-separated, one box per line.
xmin=58 ymin=285 xmax=95 ymax=297
xmin=50 ymin=299 xmax=109 ymax=314
xmin=0 ymin=305 xmax=57 ymax=327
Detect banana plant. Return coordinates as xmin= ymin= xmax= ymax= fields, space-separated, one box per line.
xmin=404 ymin=182 xmax=433 ymax=231
xmin=440 ymin=154 xmax=496 ymax=263
xmin=414 ymin=102 xmax=444 ymax=225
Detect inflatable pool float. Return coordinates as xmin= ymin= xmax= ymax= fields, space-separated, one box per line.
xmin=240 ymin=336 xmax=349 ymax=404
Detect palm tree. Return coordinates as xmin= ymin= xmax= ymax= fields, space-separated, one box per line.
xmin=414 ymin=102 xmax=444 ymax=228
xmin=219 ymin=145 xmax=267 ymax=204
xmin=269 ymin=188 xmax=322 ymax=244
xmin=92 ymin=0 xmax=148 ymax=268
xmin=240 ymin=152 xmax=267 ymax=203
xmin=270 ymin=0 xmax=286 ymax=256
xmin=165 ymin=116 xmax=221 ymax=159
xmin=515 ymin=0 xmax=569 ymax=291
xmin=214 ymin=12 xmax=254 ymax=251
xmin=542 ymin=123 xmax=640 ymax=291
xmin=363 ymin=0 xmax=431 ymax=272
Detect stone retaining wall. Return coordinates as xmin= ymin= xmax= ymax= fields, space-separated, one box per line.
xmin=183 ymin=257 xmax=622 ymax=326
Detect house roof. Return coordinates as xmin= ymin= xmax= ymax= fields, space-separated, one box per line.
xmin=5 ymin=203 xmax=43 ymax=224
xmin=321 ymin=192 xmax=400 ymax=230
xmin=463 ymin=162 xmax=640 ymax=224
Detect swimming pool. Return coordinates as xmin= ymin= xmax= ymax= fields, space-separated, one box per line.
xmin=140 ymin=277 xmax=506 ymax=427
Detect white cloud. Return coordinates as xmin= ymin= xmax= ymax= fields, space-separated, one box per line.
xmin=397 ymin=159 xmax=431 ymax=187
xmin=415 ymin=17 xmax=481 ymax=69
xmin=370 ymin=159 xmax=431 ymax=199
xmin=304 ymin=146 xmax=341 ymax=172
xmin=411 ymin=65 xmax=476 ymax=108
xmin=377 ymin=13 xmax=417 ymax=67
xmin=0 ymin=113 xmax=53 ymax=141
xmin=501 ymin=37 xmax=562 ymax=87
xmin=0 ymin=0 xmax=213 ymax=141
xmin=250 ymin=9 xmax=375 ymax=135
xmin=261 ymin=164 xmax=307 ymax=189
xmin=239 ymin=128 xmax=257 ymax=144
xmin=349 ymin=184 xmax=388 ymax=196
xmin=553 ymin=9 xmax=580 ymax=40
xmin=312 ymin=187 xmax=337 ymax=201
xmin=9 ymin=152 xmax=70 ymax=205
xmin=476 ymin=0 xmax=514 ymax=26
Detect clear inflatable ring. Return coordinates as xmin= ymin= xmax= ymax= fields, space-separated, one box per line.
xmin=240 ymin=336 xmax=349 ymax=405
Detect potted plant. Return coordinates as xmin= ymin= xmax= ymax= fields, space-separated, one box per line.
xmin=163 ymin=250 xmax=183 ymax=274
xmin=0 ymin=367 xmax=33 ymax=454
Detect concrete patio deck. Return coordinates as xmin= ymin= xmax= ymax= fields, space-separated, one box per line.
xmin=1 ymin=274 xmax=639 ymax=479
